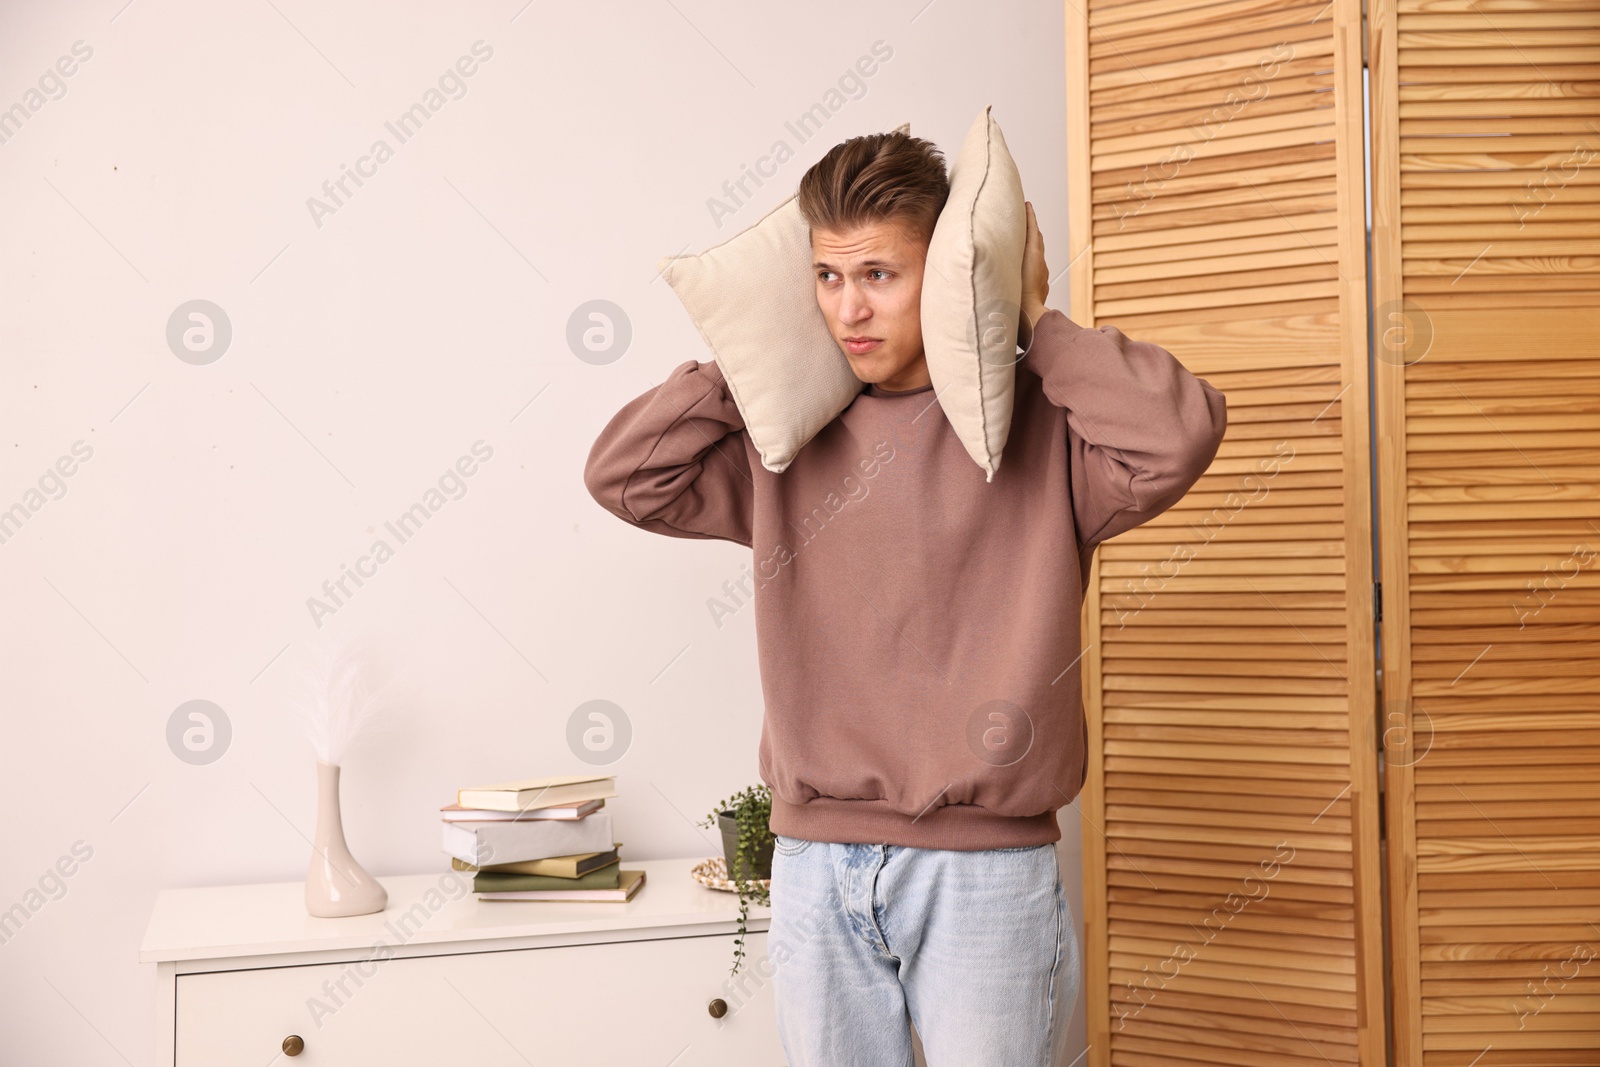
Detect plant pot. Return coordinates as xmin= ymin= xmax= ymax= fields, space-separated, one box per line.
xmin=717 ymin=810 xmax=773 ymax=882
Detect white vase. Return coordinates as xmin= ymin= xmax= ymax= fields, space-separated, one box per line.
xmin=305 ymin=760 xmax=388 ymax=917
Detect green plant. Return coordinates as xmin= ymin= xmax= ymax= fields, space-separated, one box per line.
xmin=698 ymin=782 xmax=772 ymax=976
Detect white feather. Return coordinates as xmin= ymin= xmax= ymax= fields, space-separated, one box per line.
xmin=289 ymin=624 xmax=406 ymax=766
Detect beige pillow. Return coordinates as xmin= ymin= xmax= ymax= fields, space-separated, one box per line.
xmin=657 ymin=110 xmax=1025 ymax=478
xmin=655 ymin=125 xmax=911 ymax=474
xmin=921 ymin=105 xmax=1027 ymax=482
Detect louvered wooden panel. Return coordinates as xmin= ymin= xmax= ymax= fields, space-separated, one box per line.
xmin=1370 ymin=0 xmax=1600 ymax=1059
xmin=1068 ymin=0 xmax=1386 ymax=1062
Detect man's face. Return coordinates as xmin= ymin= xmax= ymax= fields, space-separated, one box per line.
xmin=812 ymin=219 xmax=929 ymax=391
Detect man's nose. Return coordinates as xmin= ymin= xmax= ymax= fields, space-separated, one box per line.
xmin=838 ymin=283 xmax=870 ymax=324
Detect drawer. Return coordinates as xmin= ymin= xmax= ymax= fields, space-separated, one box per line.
xmin=176 ymin=931 xmax=781 ymax=1065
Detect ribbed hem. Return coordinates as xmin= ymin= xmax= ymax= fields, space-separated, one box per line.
xmin=768 ymin=793 xmax=1061 ymax=852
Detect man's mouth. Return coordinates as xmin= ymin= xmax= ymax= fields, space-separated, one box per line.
xmin=844 ymin=337 xmax=882 ymax=354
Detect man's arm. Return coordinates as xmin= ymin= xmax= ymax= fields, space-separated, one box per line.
xmin=1013 ymin=200 xmax=1226 ymax=550
xmin=1020 ymin=308 xmax=1227 ymax=551
xmin=582 ymin=357 xmax=756 ymax=547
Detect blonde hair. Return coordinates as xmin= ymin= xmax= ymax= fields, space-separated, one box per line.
xmin=796 ymin=130 xmax=950 ymax=249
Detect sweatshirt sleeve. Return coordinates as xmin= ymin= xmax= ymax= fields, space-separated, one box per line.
xmin=1020 ymin=309 xmax=1226 ymax=551
xmin=582 ymin=357 xmax=756 ymax=547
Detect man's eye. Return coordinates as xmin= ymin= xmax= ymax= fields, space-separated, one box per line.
xmin=870 ymin=270 xmax=888 ymax=281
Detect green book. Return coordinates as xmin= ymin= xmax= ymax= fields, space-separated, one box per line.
xmin=473 ymin=858 xmax=622 ymax=893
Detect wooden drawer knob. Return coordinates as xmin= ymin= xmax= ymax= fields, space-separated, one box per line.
xmin=708 ymin=998 xmax=728 ymax=1018
xmin=283 ymin=1034 xmax=304 ymax=1056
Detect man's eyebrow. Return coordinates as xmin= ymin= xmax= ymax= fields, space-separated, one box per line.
xmin=813 ymin=258 xmax=899 ymax=271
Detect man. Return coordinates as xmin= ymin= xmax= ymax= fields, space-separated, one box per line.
xmin=584 ymin=130 xmax=1226 ymax=1066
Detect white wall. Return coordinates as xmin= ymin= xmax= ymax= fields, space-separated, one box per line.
xmin=0 ymin=0 xmax=1085 ymax=1061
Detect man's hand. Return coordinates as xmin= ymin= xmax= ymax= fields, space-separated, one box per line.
xmin=1018 ymin=200 xmax=1049 ymax=352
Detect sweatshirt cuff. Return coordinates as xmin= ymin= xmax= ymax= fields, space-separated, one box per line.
xmin=1020 ymin=308 xmax=1084 ymax=370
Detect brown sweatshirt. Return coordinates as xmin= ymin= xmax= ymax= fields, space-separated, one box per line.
xmin=583 ymin=309 xmax=1227 ymax=850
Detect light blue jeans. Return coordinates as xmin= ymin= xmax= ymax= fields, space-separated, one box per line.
xmin=767 ymin=834 xmax=1080 ymax=1066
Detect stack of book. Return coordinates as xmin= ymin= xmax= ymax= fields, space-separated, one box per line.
xmin=441 ymin=773 xmax=645 ymax=902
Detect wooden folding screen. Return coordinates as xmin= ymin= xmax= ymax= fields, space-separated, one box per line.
xmin=1370 ymin=0 xmax=1600 ymax=1059
xmin=1067 ymin=0 xmax=1387 ymax=1061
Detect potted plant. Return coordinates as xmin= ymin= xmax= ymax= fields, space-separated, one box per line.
xmin=698 ymin=783 xmax=773 ymax=976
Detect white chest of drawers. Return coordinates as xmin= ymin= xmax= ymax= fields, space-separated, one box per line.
xmin=139 ymin=857 xmax=781 ymax=1065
